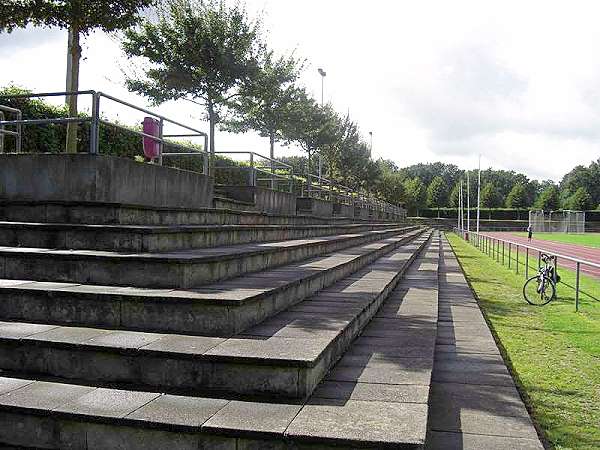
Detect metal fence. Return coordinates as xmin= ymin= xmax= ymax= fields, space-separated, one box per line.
xmin=0 ymin=90 xmax=209 ymax=173
xmin=213 ymin=151 xmax=294 ymax=192
xmin=454 ymin=228 xmax=600 ymax=311
xmin=0 ymin=90 xmax=406 ymax=217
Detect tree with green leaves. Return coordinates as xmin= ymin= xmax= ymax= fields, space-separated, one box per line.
xmin=286 ymin=100 xmax=341 ymax=185
xmin=505 ymin=183 xmax=528 ymax=208
xmin=122 ymin=0 xmax=264 ymax=167
xmin=403 ymin=177 xmax=426 ymax=216
xmin=224 ymin=51 xmax=304 ymax=161
xmin=566 ymin=187 xmax=591 ymax=210
xmin=480 ymin=183 xmax=502 ymax=208
xmin=0 ymin=0 xmax=154 ymax=153
xmin=426 ymin=176 xmax=448 ymax=216
xmin=449 ymin=183 xmax=460 ymax=208
xmin=534 ymin=185 xmax=560 ymax=210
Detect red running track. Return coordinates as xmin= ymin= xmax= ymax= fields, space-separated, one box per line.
xmin=482 ymin=232 xmax=600 ymax=279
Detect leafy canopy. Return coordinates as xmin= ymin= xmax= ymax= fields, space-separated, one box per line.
xmin=0 ymin=0 xmax=153 ymax=34
xmin=122 ymin=0 xmax=263 ymax=114
xmin=224 ymin=50 xmax=305 ymax=143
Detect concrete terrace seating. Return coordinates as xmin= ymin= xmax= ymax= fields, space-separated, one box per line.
xmin=0 ymin=169 xmax=447 ymax=449
xmin=0 ymin=226 xmax=417 ymax=288
xmin=0 ymin=232 xmax=441 ymax=449
xmin=0 ymin=221 xmax=400 ymax=252
xmin=0 ymin=200 xmax=383 ymax=226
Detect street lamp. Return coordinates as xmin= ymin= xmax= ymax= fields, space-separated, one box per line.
xmin=318 ymin=68 xmax=326 ymax=106
xmin=317 ymin=68 xmax=327 ymax=180
xmin=369 ymin=131 xmax=373 ymax=157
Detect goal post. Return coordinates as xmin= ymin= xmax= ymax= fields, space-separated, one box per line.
xmin=528 ymin=210 xmax=585 ymax=234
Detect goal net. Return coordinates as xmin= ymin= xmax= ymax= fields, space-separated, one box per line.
xmin=529 ymin=210 xmax=586 ymax=233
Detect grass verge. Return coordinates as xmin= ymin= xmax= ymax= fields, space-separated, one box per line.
xmin=447 ymin=232 xmax=600 ymax=450
xmin=513 ymin=232 xmax=600 ymax=249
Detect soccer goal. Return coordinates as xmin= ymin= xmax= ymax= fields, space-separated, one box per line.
xmin=529 ymin=210 xmax=586 ymax=233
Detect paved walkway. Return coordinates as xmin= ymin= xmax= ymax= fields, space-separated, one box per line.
xmin=425 ymin=236 xmax=544 ymax=450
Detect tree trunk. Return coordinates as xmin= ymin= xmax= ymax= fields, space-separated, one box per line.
xmin=269 ymin=132 xmax=275 ymax=190
xmin=207 ymin=100 xmax=216 ymax=176
xmin=65 ymin=27 xmax=81 ymax=154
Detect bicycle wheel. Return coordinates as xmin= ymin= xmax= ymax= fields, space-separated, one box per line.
xmin=523 ymin=275 xmax=556 ymax=306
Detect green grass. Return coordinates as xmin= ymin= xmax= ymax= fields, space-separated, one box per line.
xmin=447 ymin=233 xmax=600 ymax=450
xmin=513 ymin=232 xmax=600 ymax=249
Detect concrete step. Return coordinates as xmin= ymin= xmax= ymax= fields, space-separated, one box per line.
xmin=0 ymin=229 xmax=425 ymax=336
xmin=0 ymin=226 xmax=417 ymax=288
xmin=0 ymin=221 xmax=399 ymax=252
xmin=0 ymin=235 xmax=440 ymax=449
xmin=0 ymin=234 xmax=431 ymax=400
xmin=0 ymin=200 xmax=381 ymax=226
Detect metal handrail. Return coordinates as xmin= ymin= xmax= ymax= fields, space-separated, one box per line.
xmin=0 ymin=90 xmax=209 ymax=173
xmin=0 ymin=105 xmax=22 ymax=153
xmin=213 ymin=151 xmax=294 ymax=192
xmin=455 ymin=228 xmax=599 ymax=311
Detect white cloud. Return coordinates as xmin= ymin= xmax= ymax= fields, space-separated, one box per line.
xmin=2 ymin=1 xmax=600 ymax=181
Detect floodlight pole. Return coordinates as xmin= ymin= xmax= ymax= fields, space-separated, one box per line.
xmin=477 ymin=155 xmax=481 ymax=233
xmin=467 ymin=171 xmax=471 ymax=234
xmin=318 ymin=68 xmax=327 ymax=180
xmin=459 ymin=180 xmax=463 ymax=233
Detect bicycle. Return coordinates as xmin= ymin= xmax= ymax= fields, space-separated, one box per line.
xmin=522 ymin=253 xmax=560 ymax=306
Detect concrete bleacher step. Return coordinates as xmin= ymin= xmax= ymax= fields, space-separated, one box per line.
xmin=0 ymin=233 xmax=440 ymax=450
xmin=0 ymin=221 xmax=399 ymax=252
xmin=0 ymin=229 xmax=424 ymax=336
xmin=0 ymin=226 xmax=416 ymax=288
xmin=0 ymin=200 xmax=375 ymax=226
xmin=0 ymin=234 xmax=430 ymax=400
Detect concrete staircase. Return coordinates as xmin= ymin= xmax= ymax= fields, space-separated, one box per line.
xmin=0 ymin=202 xmax=442 ymax=448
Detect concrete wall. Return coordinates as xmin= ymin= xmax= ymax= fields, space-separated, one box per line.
xmin=354 ymin=203 xmax=370 ymax=219
xmin=0 ymin=154 xmax=213 ymax=209
xmin=218 ymin=185 xmax=296 ymax=215
xmin=297 ymin=197 xmax=334 ymax=217
xmin=333 ymin=202 xmax=354 ymax=218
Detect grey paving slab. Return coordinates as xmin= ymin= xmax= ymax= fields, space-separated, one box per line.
xmin=287 ymin=399 xmax=428 ymax=447
xmin=0 ymin=321 xmax=59 ymax=338
xmin=0 ymin=376 xmax=36 ymax=395
xmin=84 ymin=330 xmax=165 ymax=350
xmin=205 ymin=336 xmax=329 ymax=364
xmin=326 ymin=359 xmax=432 ymax=385
xmin=140 ymin=334 xmax=225 ymax=355
xmin=312 ymin=380 xmax=430 ymax=404
xmin=29 ymin=326 xmax=111 ymax=344
xmin=127 ymin=394 xmax=229 ymax=427
xmin=55 ymin=387 xmax=161 ymax=418
xmin=203 ymin=400 xmax=302 ymax=436
xmin=0 ymin=380 xmax=95 ymax=410
xmin=425 ymin=431 xmax=544 ymax=450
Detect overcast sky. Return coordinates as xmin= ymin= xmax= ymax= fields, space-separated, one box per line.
xmin=2 ymin=0 xmax=600 ymax=181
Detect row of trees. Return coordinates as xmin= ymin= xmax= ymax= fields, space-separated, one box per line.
xmin=379 ymin=161 xmax=600 ymax=216
xmin=1 ymin=0 xmax=381 ymax=199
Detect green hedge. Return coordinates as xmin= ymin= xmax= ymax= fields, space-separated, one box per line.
xmin=0 ymin=85 xmax=259 ymax=188
xmin=419 ymin=208 xmax=530 ymax=220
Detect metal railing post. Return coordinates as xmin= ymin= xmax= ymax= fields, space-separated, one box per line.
xmin=0 ymin=111 xmax=4 ymax=153
xmin=508 ymin=243 xmax=511 ymax=269
xmin=157 ymin=118 xmax=164 ymax=166
xmin=249 ymin=152 xmax=256 ymax=187
xmin=89 ymin=92 xmax=101 ymax=154
xmin=16 ymin=109 xmax=22 ymax=152
xmin=575 ymin=262 xmax=580 ymax=312
xmin=502 ymin=241 xmax=505 ymax=265
xmin=525 ymin=248 xmax=529 ymax=278
xmin=516 ymin=245 xmax=519 ymax=274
